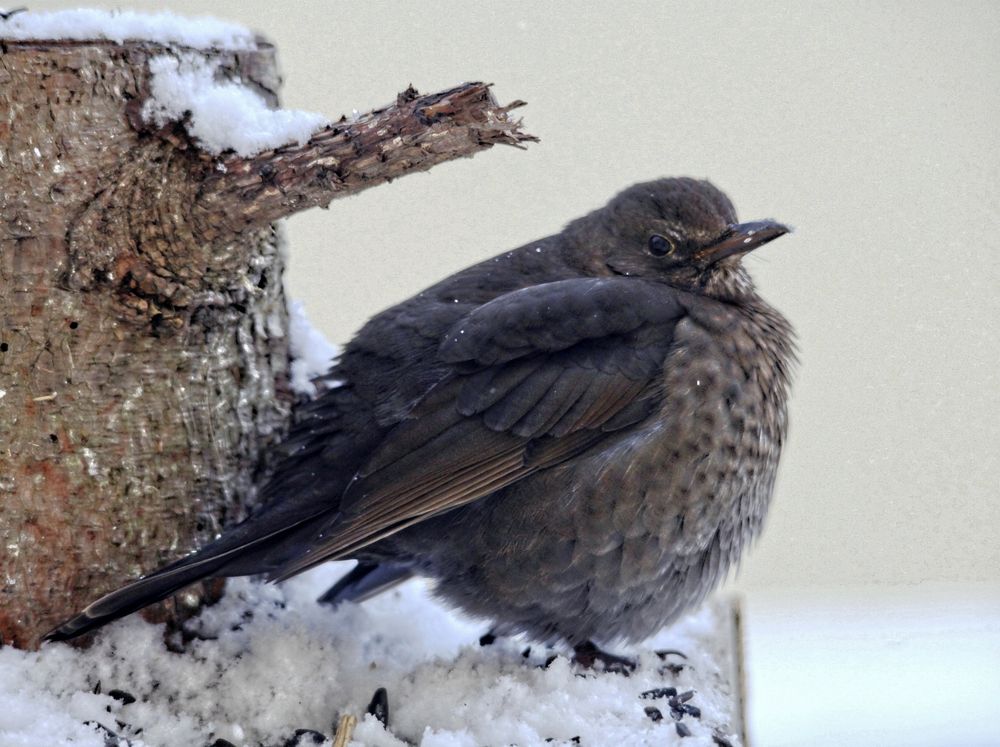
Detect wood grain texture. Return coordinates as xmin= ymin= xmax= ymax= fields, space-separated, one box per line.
xmin=0 ymin=36 xmax=532 ymax=648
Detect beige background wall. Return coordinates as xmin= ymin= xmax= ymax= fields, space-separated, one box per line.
xmin=26 ymin=0 xmax=1000 ymax=595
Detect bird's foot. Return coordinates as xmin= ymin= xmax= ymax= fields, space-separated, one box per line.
xmin=655 ymin=648 xmax=688 ymax=675
xmin=572 ymin=640 xmax=636 ymax=674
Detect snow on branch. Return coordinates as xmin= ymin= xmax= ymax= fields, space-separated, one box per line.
xmin=3 ymin=10 xmax=536 ymax=242
xmin=142 ymin=55 xmax=328 ymax=157
xmin=188 ymin=82 xmax=537 ymax=235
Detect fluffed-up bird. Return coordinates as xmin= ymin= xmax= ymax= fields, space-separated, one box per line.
xmin=46 ymin=177 xmax=795 ymax=668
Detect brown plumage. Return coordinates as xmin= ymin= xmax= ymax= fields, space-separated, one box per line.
xmin=46 ymin=177 xmax=795 ymax=655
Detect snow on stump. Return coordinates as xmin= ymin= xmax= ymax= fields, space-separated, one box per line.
xmin=0 ymin=9 xmax=534 ymax=650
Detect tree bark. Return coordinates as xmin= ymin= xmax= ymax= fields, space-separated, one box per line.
xmin=0 ymin=37 xmax=532 ymax=649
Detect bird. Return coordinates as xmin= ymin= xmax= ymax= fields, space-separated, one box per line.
xmin=45 ymin=177 xmax=795 ymax=668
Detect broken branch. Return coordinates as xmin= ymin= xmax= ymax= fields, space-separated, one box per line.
xmin=191 ymin=82 xmax=537 ymax=240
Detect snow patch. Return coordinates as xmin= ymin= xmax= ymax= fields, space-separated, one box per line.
xmin=0 ymin=566 xmax=741 ymax=746
xmin=142 ymin=55 xmax=328 ymax=157
xmin=288 ymin=300 xmax=339 ymax=396
xmin=0 ymin=9 xmax=258 ymax=49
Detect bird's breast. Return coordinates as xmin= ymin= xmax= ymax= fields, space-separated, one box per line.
xmin=581 ymin=305 xmax=793 ymax=575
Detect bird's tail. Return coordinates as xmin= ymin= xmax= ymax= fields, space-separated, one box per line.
xmin=43 ymin=555 xmax=228 ymax=642
xmin=43 ymin=514 xmax=329 ymax=642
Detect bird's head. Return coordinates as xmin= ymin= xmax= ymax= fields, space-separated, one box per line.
xmin=565 ymin=177 xmax=789 ymax=299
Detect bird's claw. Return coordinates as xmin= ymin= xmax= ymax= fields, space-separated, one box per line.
xmin=572 ymin=640 xmax=637 ymax=674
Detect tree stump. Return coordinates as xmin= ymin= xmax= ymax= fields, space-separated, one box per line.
xmin=0 ymin=30 xmax=533 ymax=649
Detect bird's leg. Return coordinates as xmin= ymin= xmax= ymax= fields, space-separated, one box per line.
xmin=572 ymin=640 xmax=636 ymax=674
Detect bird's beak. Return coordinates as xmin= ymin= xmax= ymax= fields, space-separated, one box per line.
xmin=696 ymin=220 xmax=791 ymax=264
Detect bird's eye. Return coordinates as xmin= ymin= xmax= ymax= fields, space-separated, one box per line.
xmin=648 ymin=234 xmax=675 ymax=257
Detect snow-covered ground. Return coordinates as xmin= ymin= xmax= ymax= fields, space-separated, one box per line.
xmin=0 ymin=564 xmax=742 ymax=747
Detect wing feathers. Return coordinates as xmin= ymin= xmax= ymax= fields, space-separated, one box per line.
xmin=511 ymin=367 xmax=594 ymax=438
xmin=483 ymin=364 xmax=563 ymax=432
xmin=272 ymin=448 xmax=528 ymax=579
xmin=271 ymin=278 xmax=686 ymax=582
